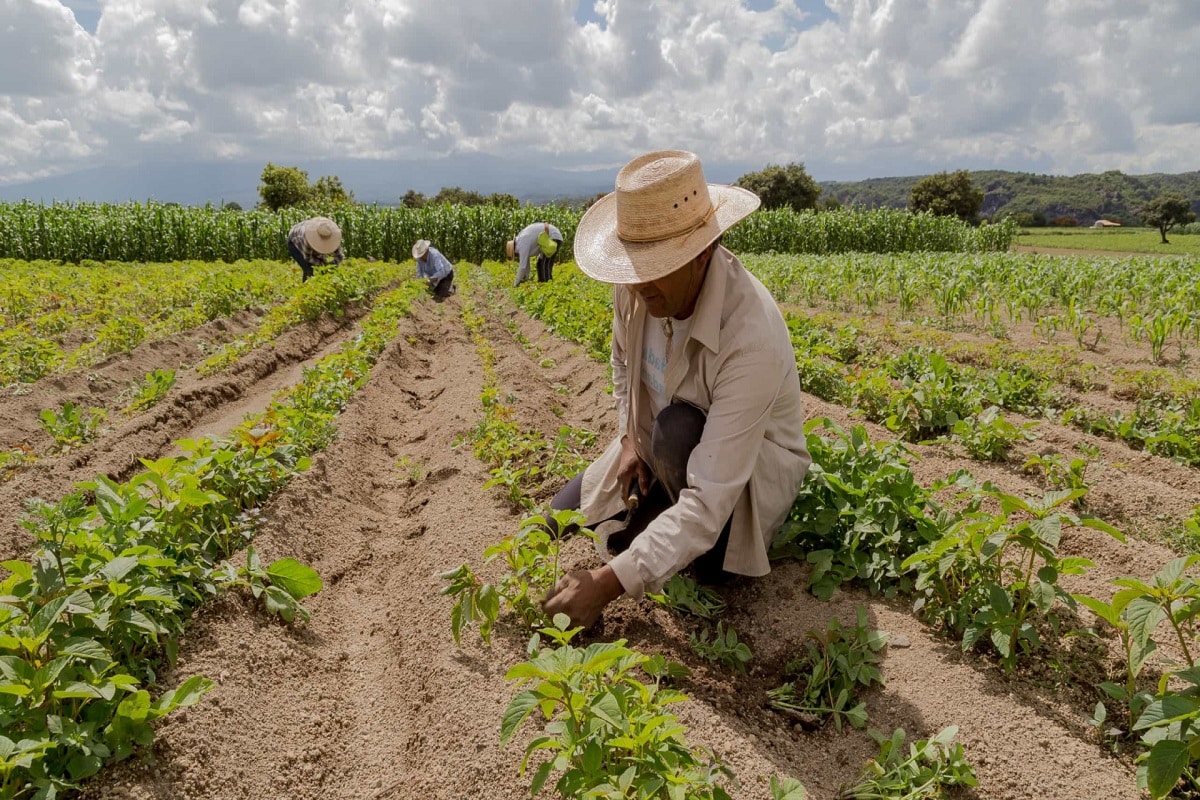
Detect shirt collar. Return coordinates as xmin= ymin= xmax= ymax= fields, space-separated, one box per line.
xmin=684 ymin=245 xmax=730 ymax=354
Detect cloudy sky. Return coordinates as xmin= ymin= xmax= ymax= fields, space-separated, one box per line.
xmin=3 ymin=0 xmax=1199 ymax=196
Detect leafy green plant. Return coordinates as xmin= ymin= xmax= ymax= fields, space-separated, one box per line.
xmin=440 ymin=509 xmax=592 ymax=644
xmin=767 ymin=607 xmax=887 ymax=731
xmin=903 ymin=487 xmax=1125 ymax=671
xmin=1110 ymin=555 xmax=1200 ymax=669
xmin=1073 ymin=588 xmax=1156 ymax=741
xmin=214 ymin=546 xmax=324 ymax=623
xmin=837 ymin=726 xmax=977 ymax=800
xmin=0 ymin=445 xmax=35 ymax=481
xmin=395 ymin=455 xmax=425 ymax=484
xmin=689 ymin=622 xmax=753 ymax=673
xmin=1022 ymin=452 xmax=1090 ymax=499
xmin=771 ymin=418 xmax=950 ymax=600
xmin=951 ymin=405 xmax=1037 ymax=461
xmin=38 ymin=401 xmax=106 ymax=452
xmin=501 ymin=614 xmax=734 ymax=799
xmin=121 ymin=368 xmax=177 ymax=415
xmin=647 ymin=574 xmax=726 ymax=620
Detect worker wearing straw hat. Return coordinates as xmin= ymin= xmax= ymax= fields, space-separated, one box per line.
xmin=412 ymin=239 xmax=456 ymax=301
xmin=508 ymin=222 xmax=564 ymax=286
xmin=286 ymin=217 xmax=344 ymax=282
xmin=542 ymin=150 xmax=810 ymax=630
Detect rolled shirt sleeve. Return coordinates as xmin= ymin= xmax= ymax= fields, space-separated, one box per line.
xmin=607 ymin=346 xmax=787 ymax=597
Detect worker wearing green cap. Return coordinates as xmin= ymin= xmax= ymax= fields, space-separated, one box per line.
xmin=509 ymin=222 xmax=564 ymax=286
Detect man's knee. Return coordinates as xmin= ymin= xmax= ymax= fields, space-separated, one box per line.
xmin=651 ymin=402 xmax=706 ymax=497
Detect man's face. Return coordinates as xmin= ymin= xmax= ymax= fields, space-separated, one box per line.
xmin=630 ymin=244 xmax=714 ymax=319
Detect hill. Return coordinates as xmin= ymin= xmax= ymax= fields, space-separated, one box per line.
xmin=820 ymin=169 xmax=1200 ymax=226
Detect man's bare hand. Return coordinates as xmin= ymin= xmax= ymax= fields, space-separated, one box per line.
xmin=543 ymin=566 xmax=625 ymax=630
xmin=617 ymin=436 xmax=651 ymax=504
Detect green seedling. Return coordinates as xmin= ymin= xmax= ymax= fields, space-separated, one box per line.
xmin=690 ymin=621 xmax=753 ymax=673
xmin=395 ymin=455 xmax=425 ymax=484
xmin=214 ymin=545 xmax=324 ymax=623
xmin=440 ymin=509 xmax=593 ymax=644
xmin=122 ymin=368 xmax=176 ymax=415
xmin=767 ymin=607 xmax=886 ymax=731
xmin=648 ymin=574 xmax=726 ymax=620
xmin=38 ymin=401 xmax=106 ymax=452
xmin=951 ymin=405 xmax=1037 ymax=462
xmin=501 ymin=614 xmax=735 ymax=799
xmin=838 ymin=726 xmax=977 ymax=800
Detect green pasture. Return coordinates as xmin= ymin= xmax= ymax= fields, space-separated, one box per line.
xmin=1016 ymin=227 xmax=1200 ymax=256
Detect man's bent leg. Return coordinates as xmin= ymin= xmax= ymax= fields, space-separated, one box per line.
xmin=650 ymin=402 xmax=735 ymax=584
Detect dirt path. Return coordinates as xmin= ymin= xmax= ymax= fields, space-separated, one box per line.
xmin=1010 ymin=244 xmax=1186 ymax=258
xmin=77 ymin=284 xmax=1150 ymax=800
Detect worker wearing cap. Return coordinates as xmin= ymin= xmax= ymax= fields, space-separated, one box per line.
xmin=508 ymin=222 xmax=564 ymax=287
xmin=412 ymin=239 xmax=456 ymax=301
xmin=542 ymin=150 xmax=810 ymax=630
xmin=286 ymin=217 xmax=344 ymax=282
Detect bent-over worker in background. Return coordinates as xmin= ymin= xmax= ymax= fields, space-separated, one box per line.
xmin=508 ymin=222 xmax=564 ymax=287
xmin=412 ymin=239 xmax=456 ymax=301
xmin=542 ymin=149 xmax=811 ymax=630
xmin=286 ymin=217 xmax=344 ymax=282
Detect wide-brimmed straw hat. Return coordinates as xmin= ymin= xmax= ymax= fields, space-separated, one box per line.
xmin=574 ymin=150 xmax=760 ymax=284
xmin=412 ymin=239 xmax=431 ymax=259
xmin=505 ymin=239 xmax=515 ymax=259
xmin=304 ymin=217 xmax=342 ymax=255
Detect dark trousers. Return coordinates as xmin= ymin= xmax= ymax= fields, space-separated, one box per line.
xmin=430 ymin=271 xmax=455 ymax=301
xmin=287 ymin=240 xmax=314 ymax=282
xmin=551 ymin=402 xmax=733 ymax=584
xmin=536 ymin=253 xmax=556 ymax=283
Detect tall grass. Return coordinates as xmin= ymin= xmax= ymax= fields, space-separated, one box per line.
xmin=0 ymin=201 xmax=1016 ymax=264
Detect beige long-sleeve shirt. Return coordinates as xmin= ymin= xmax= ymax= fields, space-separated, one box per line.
xmin=579 ymin=246 xmax=811 ymax=597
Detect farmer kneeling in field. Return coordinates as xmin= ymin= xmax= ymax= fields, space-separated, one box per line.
xmin=286 ymin=217 xmax=344 ymax=282
xmin=544 ymin=149 xmax=811 ymax=630
xmin=508 ymin=222 xmax=564 ymax=286
xmin=412 ymin=239 xmax=456 ymax=300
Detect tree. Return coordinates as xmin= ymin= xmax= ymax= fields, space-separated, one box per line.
xmin=432 ymin=186 xmax=486 ymax=206
xmin=221 ymin=201 xmax=243 ymax=212
xmin=1139 ymin=192 xmax=1196 ymax=244
xmin=485 ymin=193 xmax=520 ymax=209
xmin=258 ymin=163 xmax=312 ymax=210
xmin=734 ymin=162 xmax=820 ymax=212
xmin=400 ymin=190 xmax=427 ymax=208
xmin=909 ymin=170 xmax=984 ymax=222
xmin=311 ymin=175 xmax=354 ymax=205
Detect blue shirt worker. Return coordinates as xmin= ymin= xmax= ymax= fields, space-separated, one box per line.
xmin=286 ymin=217 xmax=344 ymax=282
xmin=508 ymin=222 xmax=564 ymax=286
xmin=413 ymin=239 xmax=456 ymax=300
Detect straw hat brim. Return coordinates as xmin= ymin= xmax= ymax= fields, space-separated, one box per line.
xmin=304 ymin=217 xmax=342 ymax=255
xmin=412 ymin=239 xmax=431 ymax=259
xmin=574 ymin=185 xmax=760 ymax=284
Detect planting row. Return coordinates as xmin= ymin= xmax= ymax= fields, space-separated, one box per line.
xmin=0 ymin=259 xmax=295 ymax=386
xmin=0 ymin=281 xmax=426 ymax=797
xmin=747 ymin=252 xmax=1200 ymax=365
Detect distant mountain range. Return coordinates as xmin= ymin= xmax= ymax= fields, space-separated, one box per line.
xmin=820 ymin=169 xmax=1200 ymax=225
xmin=3 ymin=157 xmax=1198 ymax=226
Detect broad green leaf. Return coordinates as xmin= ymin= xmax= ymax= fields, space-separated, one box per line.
xmin=99 ymin=556 xmax=139 ymax=582
xmin=501 ymin=690 xmax=540 ymax=745
xmin=1126 ymin=597 xmax=1167 ymax=648
xmin=1073 ymin=594 xmax=1120 ymax=627
xmin=59 ymin=637 xmax=110 ymax=662
xmin=1145 ymin=739 xmax=1189 ymax=799
xmin=1078 ymin=515 xmax=1126 ymax=542
xmin=265 ymin=559 xmax=323 ymax=599
xmin=1134 ymin=695 xmax=1199 ymax=731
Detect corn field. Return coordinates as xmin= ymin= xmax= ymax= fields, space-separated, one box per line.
xmin=0 ymin=201 xmax=1016 ymax=264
